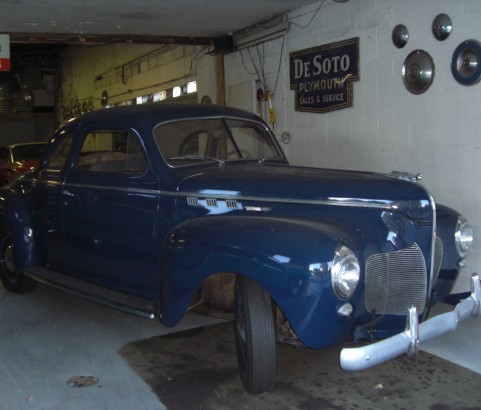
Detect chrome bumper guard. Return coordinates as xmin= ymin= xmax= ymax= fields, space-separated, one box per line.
xmin=340 ymin=273 xmax=481 ymax=371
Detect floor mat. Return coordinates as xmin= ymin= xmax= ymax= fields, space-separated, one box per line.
xmin=120 ymin=322 xmax=481 ymax=410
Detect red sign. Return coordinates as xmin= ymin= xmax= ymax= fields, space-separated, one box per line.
xmin=0 ymin=59 xmax=11 ymax=71
xmin=0 ymin=34 xmax=11 ymax=72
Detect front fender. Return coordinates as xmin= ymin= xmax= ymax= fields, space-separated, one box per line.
xmin=1 ymin=189 xmax=39 ymax=270
xmin=159 ymin=215 xmax=364 ymax=348
xmin=432 ymin=204 xmax=465 ymax=302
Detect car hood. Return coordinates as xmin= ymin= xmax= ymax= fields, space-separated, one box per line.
xmin=175 ymin=163 xmax=433 ymax=220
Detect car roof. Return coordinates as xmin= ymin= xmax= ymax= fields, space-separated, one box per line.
xmin=66 ymin=103 xmax=263 ymax=129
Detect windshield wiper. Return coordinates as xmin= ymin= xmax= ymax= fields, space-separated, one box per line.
xmin=168 ymin=155 xmax=225 ymax=166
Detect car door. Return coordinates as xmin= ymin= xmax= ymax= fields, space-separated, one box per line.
xmin=62 ymin=125 xmax=161 ymax=300
xmin=34 ymin=129 xmax=75 ymax=273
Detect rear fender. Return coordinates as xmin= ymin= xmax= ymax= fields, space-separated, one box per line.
xmin=159 ymin=215 xmax=364 ymax=348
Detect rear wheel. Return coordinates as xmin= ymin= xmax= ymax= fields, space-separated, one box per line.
xmin=234 ymin=275 xmax=277 ymax=394
xmin=0 ymin=238 xmax=36 ymax=293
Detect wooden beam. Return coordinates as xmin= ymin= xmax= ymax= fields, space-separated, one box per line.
xmin=8 ymin=33 xmax=213 ymax=46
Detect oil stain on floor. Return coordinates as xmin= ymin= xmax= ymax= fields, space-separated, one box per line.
xmin=120 ymin=322 xmax=481 ymax=410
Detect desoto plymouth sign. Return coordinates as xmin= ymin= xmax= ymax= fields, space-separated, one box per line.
xmin=290 ymin=37 xmax=359 ymax=113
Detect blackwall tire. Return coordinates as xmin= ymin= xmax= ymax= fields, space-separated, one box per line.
xmin=234 ymin=275 xmax=277 ymax=394
xmin=0 ymin=238 xmax=36 ymax=293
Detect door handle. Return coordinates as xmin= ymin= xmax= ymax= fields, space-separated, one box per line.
xmin=62 ymin=190 xmax=75 ymax=197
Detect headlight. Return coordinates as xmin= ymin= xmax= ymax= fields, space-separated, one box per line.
xmin=455 ymin=216 xmax=473 ymax=257
xmin=331 ymin=245 xmax=360 ymax=300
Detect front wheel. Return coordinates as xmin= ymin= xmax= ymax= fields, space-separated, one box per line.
xmin=234 ymin=276 xmax=277 ymax=394
xmin=0 ymin=238 xmax=36 ymax=293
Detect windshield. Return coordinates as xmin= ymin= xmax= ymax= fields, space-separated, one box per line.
xmin=154 ymin=117 xmax=284 ymax=166
xmin=11 ymin=143 xmax=47 ymax=162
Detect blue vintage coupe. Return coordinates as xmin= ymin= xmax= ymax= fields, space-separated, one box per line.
xmin=0 ymin=103 xmax=479 ymax=393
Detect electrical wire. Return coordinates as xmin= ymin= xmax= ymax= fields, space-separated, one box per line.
xmin=240 ymin=49 xmax=257 ymax=76
xmin=239 ymin=0 xmax=325 ymax=95
xmin=290 ymin=0 xmax=326 ymax=29
xmin=256 ymin=44 xmax=268 ymax=90
xmin=247 ymin=47 xmax=268 ymax=91
xmin=271 ymin=35 xmax=285 ymax=96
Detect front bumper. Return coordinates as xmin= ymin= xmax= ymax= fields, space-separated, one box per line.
xmin=340 ymin=273 xmax=481 ymax=371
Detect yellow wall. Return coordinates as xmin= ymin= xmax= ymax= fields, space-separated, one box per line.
xmin=59 ymin=43 xmax=218 ymax=121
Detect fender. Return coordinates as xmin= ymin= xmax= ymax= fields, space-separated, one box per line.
xmin=432 ymin=204 xmax=465 ymax=302
xmin=1 ymin=189 xmax=40 ymax=270
xmin=158 ymin=214 xmax=365 ymax=349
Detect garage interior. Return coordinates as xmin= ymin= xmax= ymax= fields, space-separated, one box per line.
xmin=1 ymin=0 xmax=481 ymax=409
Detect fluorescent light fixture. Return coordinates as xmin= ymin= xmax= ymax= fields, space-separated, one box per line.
xmin=187 ymin=81 xmax=197 ymax=93
xmin=173 ymin=86 xmax=181 ymax=98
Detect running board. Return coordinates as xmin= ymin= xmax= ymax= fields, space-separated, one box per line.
xmin=24 ymin=267 xmax=158 ymax=319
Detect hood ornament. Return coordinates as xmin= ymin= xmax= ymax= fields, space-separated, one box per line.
xmin=390 ymin=171 xmax=422 ymax=182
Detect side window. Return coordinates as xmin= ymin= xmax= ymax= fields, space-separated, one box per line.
xmin=45 ymin=134 xmax=73 ymax=170
xmin=0 ymin=148 xmax=9 ymax=162
xmin=76 ymin=129 xmax=147 ymax=174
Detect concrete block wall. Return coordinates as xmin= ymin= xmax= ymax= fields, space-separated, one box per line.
xmin=225 ymin=0 xmax=481 ymax=292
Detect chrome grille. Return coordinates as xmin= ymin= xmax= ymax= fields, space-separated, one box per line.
xmin=187 ymin=197 xmax=199 ymax=206
xmin=226 ymin=200 xmax=239 ymax=209
xmin=365 ymin=243 xmax=427 ymax=315
xmin=206 ymin=198 xmax=218 ymax=207
xmin=433 ymin=237 xmax=443 ymax=280
xmin=187 ymin=196 xmax=240 ymax=210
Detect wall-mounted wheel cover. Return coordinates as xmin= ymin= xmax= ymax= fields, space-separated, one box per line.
xmin=432 ymin=13 xmax=452 ymax=41
xmin=392 ymin=24 xmax=409 ymax=48
xmin=402 ymin=50 xmax=435 ymax=94
xmin=451 ymin=39 xmax=481 ymax=86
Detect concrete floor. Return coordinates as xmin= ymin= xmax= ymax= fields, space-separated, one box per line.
xmin=121 ymin=321 xmax=481 ymax=410
xmin=0 ymin=284 xmax=223 ymax=410
xmin=0 ymin=283 xmax=480 ymax=410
